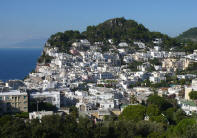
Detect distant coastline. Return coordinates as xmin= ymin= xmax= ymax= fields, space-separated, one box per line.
xmin=0 ymin=38 xmax=46 ymax=49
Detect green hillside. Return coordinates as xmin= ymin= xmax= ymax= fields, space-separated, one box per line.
xmin=178 ymin=27 xmax=197 ymax=41
xmin=83 ymin=17 xmax=151 ymax=43
xmin=45 ymin=17 xmax=180 ymax=54
xmin=83 ymin=17 xmax=179 ymax=48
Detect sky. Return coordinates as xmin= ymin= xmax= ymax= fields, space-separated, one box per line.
xmin=0 ymin=0 xmax=197 ymax=47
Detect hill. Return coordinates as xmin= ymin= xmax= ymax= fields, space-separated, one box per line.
xmin=177 ymin=27 xmax=197 ymax=42
xmin=83 ymin=17 xmax=150 ymax=43
xmin=45 ymin=17 xmax=180 ymax=54
xmin=83 ymin=17 xmax=180 ymax=48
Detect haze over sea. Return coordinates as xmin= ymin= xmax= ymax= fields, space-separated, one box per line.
xmin=0 ymin=48 xmax=42 ymax=82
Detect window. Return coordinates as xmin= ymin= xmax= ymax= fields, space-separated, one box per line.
xmin=0 ymin=97 xmax=2 ymax=100
xmin=24 ymin=96 xmax=26 ymax=99
xmin=6 ymin=96 xmax=9 ymax=100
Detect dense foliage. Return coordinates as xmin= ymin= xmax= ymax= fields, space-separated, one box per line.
xmin=189 ymin=91 xmax=197 ymax=100
xmin=0 ymin=114 xmax=165 ymax=138
xmin=0 ymin=98 xmax=194 ymax=138
xmin=128 ymin=61 xmax=143 ymax=71
xmin=43 ymin=17 xmax=182 ymax=55
xmin=47 ymin=30 xmax=85 ymax=53
xmin=176 ymin=27 xmax=197 ymax=52
xmin=147 ymin=95 xmax=173 ymax=111
xmin=149 ymin=58 xmax=162 ymax=66
xmin=179 ymin=62 xmax=197 ymax=75
xmin=0 ymin=115 xmax=191 ymax=138
xmin=177 ymin=40 xmax=197 ymax=53
xmin=29 ymin=99 xmax=58 ymax=112
xmin=0 ymin=95 xmax=196 ymax=138
xmin=83 ymin=18 xmax=181 ymax=50
xmin=177 ymin=27 xmax=197 ymax=41
xmin=119 ymin=105 xmax=146 ymax=121
xmin=83 ymin=17 xmax=150 ymax=43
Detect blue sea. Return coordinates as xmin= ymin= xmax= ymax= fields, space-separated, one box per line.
xmin=0 ymin=48 xmax=42 ymax=82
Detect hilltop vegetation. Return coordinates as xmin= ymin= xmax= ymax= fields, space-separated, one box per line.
xmin=178 ymin=27 xmax=197 ymax=42
xmin=45 ymin=17 xmax=180 ymax=53
xmin=47 ymin=30 xmax=85 ymax=53
xmin=83 ymin=17 xmax=150 ymax=43
xmin=176 ymin=27 xmax=197 ymax=52
xmin=39 ymin=17 xmax=197 ymax=63
xmin=83 ymin=18 xmax=180 ymax=49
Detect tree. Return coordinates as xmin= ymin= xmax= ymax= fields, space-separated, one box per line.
xmin=136 ymin=120 xmax=165 ymax=137
xmin=189 ymin=91 xmax=197 ymax=100
xmin=147 ymin=95 xmax=172 ymax=111
xmin=174 ymin=109 xmax=186 ymax=124
xmin=146 ymin=104 xmax=160 ymax=117
xmin=185 ymin=62 xmax=197 ymax=74
xmin=149 ymin=58 xmax=162 ymax=66
xmin=150 ymin=115 xmax=168 ymax=124
xmin=184 ymin=124 xmax=197 ymax=138
xmin=0 ymin=117 xmax=30 ymax=138
xmin=0 ymin=112 xmax=194 ymax=138
xmin=119 ymin=105 xmax=146 ymax=122
xmin=164 ymin=107 xmax=177 ymax=124
xmin=77 ymin=117 xmax=95 ymax=138
xmin=107 ymin=120 xmax=136 ymax=138
xmin=38 ymin=115 xmax=64 ymax=137
xmin=69 ymin=106 xmax=79 ymax=119
xmin=29 ymin=99 xmax=57 ymax=112
xmin=128 ymin=61 xmax=143 ymax=71
xmin=173 ymin=118 xmax=197 ymax=137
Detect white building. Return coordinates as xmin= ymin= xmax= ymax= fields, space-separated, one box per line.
xmin=178 ymin=99 xmax=197 ymax=115
xmin=75 ymin=90 xmax=88 ymax=97
xmin=99 ymin=100 xmax=114 ymax=109
xmin=72 ymin=42 xmax=81 ymax=47
xmin=149 ymin=72 xmax=166 ymax=84
xmin=154 ymin=46 xmax=161 ymax=51
xmin=153 ymin=38 xmax=162 ymax=45
xmin=30 ymin=91 xmax=60 ymax=108
xmin=168 ymin=85 xmax=182 ymax=96
xmin=134 ymin=42 xmax=146 ymax=49
xmin=80 ymin=39 xmax=91 ymax=46
xmin=108 ymin=39 xmax=113 ymax=44
xmin=118 ymin=42 xmax=128 ymax=47
xmin=29 ymin=111 xmax=54 ymax=120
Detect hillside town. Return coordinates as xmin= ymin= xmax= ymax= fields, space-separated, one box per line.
xmin=1 ymin=38 xmax=197 ymax=120
xmin=2 ymin=0 xmax=197 ymax=135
